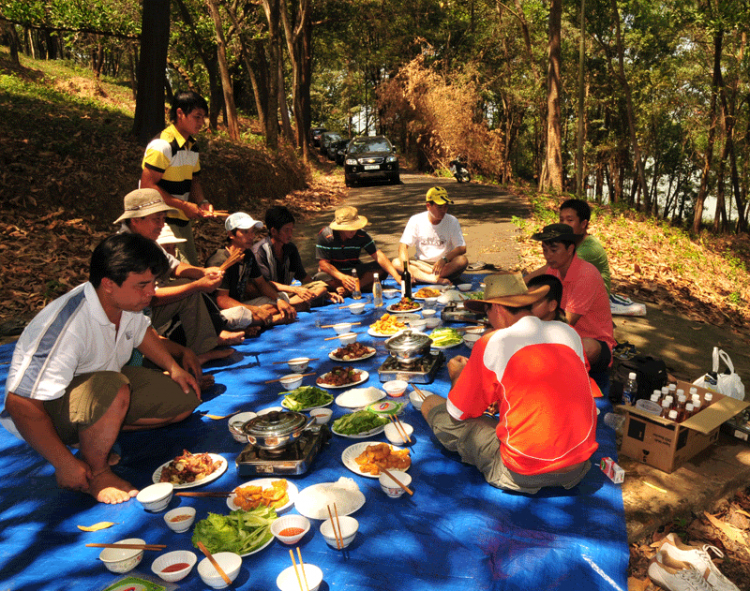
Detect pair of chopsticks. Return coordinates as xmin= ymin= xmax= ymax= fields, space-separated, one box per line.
xmin=218 ymin=245 xmax=245 ymax=272
xmin=176 ymin=491 xmax=232 ymax=498
xmin=265 ymin=372 xmax=316 ymax=384
xmin=381 ymin=467 xmax=414 ymax=496
xmin=86 ymin=543 xmax=166 ymax=551
xmin=197 ymin=541 xmax=232 ymax=585
xmin=320 ymin=322 xmax=361 ymax=329
xmin=289 ymin=547 xmax=310 ymax=591
xmin=272 ymin=358 xmax=319 ymax=365
xmin=412 ymin=383 xmax=428 ymax=401
xmin=326 ymin=503 xmax=344 ymax=550
xmin=389 ymin=414 xmax=412 ymax=444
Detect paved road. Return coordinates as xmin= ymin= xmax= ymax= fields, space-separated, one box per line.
xmin=294 ymin=171 xmax=530 ymax=273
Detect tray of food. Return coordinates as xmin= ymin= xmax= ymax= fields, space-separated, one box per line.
xmin=331 ymin=409 xmax=390 ymax=438
xmin=386 ymin=298 xmax=422 ymax=314
xmin=227 ymin=478 xmax=298 ymax=513
xmin=341 ymin=442 xmax=411 ymax=477
xmin=329 ymin=343 xmax=377 ymax=362
xmin=368 ymin=313 xmax=408 ymax=337
xmin=279 ymin=385 xmax=334 ymax=411
xmin=191 ymin=505 xmax=278 ymax=556
xmin=427 ymin=327 xmax=464 ymax=349
xmin=153 ymin=450 xmax=228 ymax=489
xmin=413 ymin=286 xmax=444 ymax=300
xmin=316 ymin=367 xmax=369 ymax=389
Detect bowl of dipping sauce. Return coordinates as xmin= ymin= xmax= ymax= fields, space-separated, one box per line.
xmin=383 ymin=380 xmax=408 ymax=397
xmin=151 ymin=550 xmax=197 ymax=583
xmin=279 ymin=374 xmax=304 ymax=390
xmin=309 ymin=407 xmax=333 ymax=425
xmin=271 ymin=514 xmax=311 ymax=545
xmin=164 ymin=507 xmax=196 ymax=533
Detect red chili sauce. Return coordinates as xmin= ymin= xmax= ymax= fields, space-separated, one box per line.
xmin=162 ymin=562 xmax=190 ymax=573
xmin=279 ymin=527 xmax=305 ymax=537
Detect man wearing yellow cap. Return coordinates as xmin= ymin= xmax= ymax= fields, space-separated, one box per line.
xmin=393 ymin=186 xmax=468 ymax=285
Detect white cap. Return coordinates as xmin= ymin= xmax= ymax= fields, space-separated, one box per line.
xmin=225 ymin=212 xmax=263 ymax=232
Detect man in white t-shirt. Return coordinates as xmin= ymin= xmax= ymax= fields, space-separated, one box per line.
xmin=392 ymin=187 xmax=468 ymax=285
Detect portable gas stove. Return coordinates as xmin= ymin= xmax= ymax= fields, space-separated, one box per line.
xmin=235 ymin=425 xmax=329 ymax=477
xmin=377 ymin=350 xmax=445 ymax=384
xmin=441 ymin=302 xmax=486 ymax=324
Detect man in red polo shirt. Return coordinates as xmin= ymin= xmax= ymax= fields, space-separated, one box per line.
xmin=531 ymin=223 xmax=615 ymax=372
xmin=421 ymin=273 xmax=598 ymax=493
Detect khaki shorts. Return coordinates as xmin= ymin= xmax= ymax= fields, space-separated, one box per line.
xmin=426 ymin=400 xmax=590 ymax=493
xmin=43 ymin=367 xmax=199 ymax=445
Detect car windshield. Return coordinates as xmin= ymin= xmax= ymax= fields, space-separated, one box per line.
xmin=348 ymin=139 xmax=392 ymax=154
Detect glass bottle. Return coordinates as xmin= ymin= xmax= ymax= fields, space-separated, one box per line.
xmin=668 ymin=409 xmax=679 ymax=423
xmin=401 ymin=259 xmax=412 ymax=299
xmin=351 ymin=269 xmax=361 ymax=300
xmin=661 ymin=400 xmax=671 ymax=418
xmin=685 ymin=403 xmax=695 ymax=419
xmin=372 ymin=273 xmax=383 ymax=308
xmin=704 ymin=392 xmax=714 ymax=407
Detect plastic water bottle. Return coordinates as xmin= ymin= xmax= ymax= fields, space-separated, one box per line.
xmin=622 ymin=372 xmax=638 ymax=406
xmin=603 ymin=413 xmax=625 ymax=431
xmin=351 ymin=269 xmax=361 ymax=300
xmin=372 ymin=273 xmax=383 ymax=308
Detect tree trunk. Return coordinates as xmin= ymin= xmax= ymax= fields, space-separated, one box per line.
xmin=7 ymin=24 xmax=20 ymax=65
xmin=206 ymin=0 xmax=239 ymax=141
xmin=261 ymin=0 xmax=283 ymax=147
xmin=277 ymin=57 xmax=294 ymax=141
xmin=132 ymin=0 xmax=170 ymax=145
xmin=541 ymin=0 xmax=562 ymax=192
xmin=280 ymin=0 xmax=312 ymax=161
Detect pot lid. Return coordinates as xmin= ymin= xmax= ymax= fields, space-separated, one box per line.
xmin=385 ymin=329 xmax=432 ymax=352
xmin=242 ymin=410 xmax=307 ymax=436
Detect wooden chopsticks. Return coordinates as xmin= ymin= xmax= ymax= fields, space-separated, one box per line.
xmin=389 ymin=414 xmax=412 ymax=444
xmin=265 ymin=372 xmax=316 ymax=384
xmin=324 ymin=334 xmax=348 ymax=341
xmin=289 ymin=548 xmax=309 ymax=591
xmin=412 ymin=383 xmax=428 ymax=401
xmin=176 ymin=491 xmax=232 ymax=498
xmin=197 ymin=541 xmax=232 ymax=585
xmin=320 ymin=322 xmax=361 ymax=329
xmin=381 ymin=467 xmax=414 ymax=496
xmin=326 ymin=504 xmax=344 ymax=550
xmin=272 ymin=358 xmax=319 ymax=365
xmin=218 ymin=245 xmax=245 ymax=271
xmin=86 ymin=543 xmax=166 ymax=551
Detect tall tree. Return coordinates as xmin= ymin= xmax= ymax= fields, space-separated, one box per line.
xmin=206 ymin=0 xmax=239 ymax=140
xmin=540 ymin=0 xmax=563 ymax=192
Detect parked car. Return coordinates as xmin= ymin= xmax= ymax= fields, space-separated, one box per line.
xmin=331 ymin=139 xmax=350 ymax=165
xmin=344 ymin=136 xmax=400 ymax=186
xmin=311 ymin=127 xmax=327 ymax=147
xmin=319 ymin=132 xmax=343 ymax=157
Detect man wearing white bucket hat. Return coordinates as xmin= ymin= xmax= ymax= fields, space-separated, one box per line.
xmin=421 ymin=273 xmax=599 ymax=493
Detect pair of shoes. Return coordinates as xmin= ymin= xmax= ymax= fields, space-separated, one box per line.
xmin=658 ymin=533 xmax=740 ymax=591
xmin=648 ymin=551 xmax=713 ymax=591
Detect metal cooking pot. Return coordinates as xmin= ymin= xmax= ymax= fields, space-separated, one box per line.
xmin=384 ymin=329 xmax=433 ymax=367
xmin=241 ymin=410 xmax=315 ymax=449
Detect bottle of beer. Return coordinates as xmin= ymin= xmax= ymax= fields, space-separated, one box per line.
xmin=373 ymin=273 xmax=383 ymax=308
xmin=401 ymin=260 xmax=412 ymax=299
xmin=351 ymin=269 xmax=361 ymax=300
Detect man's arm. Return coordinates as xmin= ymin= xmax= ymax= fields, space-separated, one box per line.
xmin=137 ymin=327 xmax=201 ymax=399
xmin=214 ymin=288 xmax=274 ymax=325
xmin=161 ymin=340 xmax=202 ymax=380
xmin=398 ymin=243 xmax=410 ymax=264
xmin=372 ymin=250 xmax=402 ymax=285
xmin=252 ymin=276 xmax=296 ymax=319
xmin=565 ymin=311 xmax=582 ymax=327
xmin=432 ymin=245 xmax=467 ymax=275
xmin=5 ymin=393 xmax=91 ymax=491
xmin=319 ymin=259 xmax=358 ymax=292
xmin=140 ymin=168 xmax=206 ymax=220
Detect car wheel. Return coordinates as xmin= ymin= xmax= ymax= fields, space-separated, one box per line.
xmin=390 ymin=173 xmax=401 ymax=184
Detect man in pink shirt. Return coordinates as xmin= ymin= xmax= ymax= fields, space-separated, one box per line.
xmin=531 ymin=223 xmax=615 ymax=372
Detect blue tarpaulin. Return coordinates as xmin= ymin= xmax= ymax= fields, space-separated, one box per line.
xmin=0 ymin=282 xmax=628 ymax=591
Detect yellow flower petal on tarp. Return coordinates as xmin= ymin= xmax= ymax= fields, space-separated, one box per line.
xmin=77 ymin=521 xmax=116 ymax=532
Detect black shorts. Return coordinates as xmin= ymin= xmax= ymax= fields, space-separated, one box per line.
xmin=589 ymin=340 xmax=612 ymax=374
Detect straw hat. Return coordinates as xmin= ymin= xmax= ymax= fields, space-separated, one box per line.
xmin=156 ymin=224 xmax=186 ymax=246
xmin=463 ymin=273 xmax=550 ymax=312
xmin=330 ymin=206 xmax=368 ymax=231
xmin=113 ymin=188 xmax=178 ymax=224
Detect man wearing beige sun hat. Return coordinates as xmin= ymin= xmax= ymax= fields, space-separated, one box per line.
xmin=420 ymin=272 xmax=600 ymax=493
xmin=315 ymin=206 xmax=403 ymax=296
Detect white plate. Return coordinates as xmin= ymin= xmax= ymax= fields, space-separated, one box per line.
xmin=328 ymin=346 xmax=377 ymax=363
xmin=335 ymin=386 xmax=386 ymax=409
xmin=332 ymin=423 xmax=387 ymax=440
xmin=227 ymin=478 xmax=299 ymax=513
xmin=152 ymin=453 xmax=228 ymax=489
xmin=386 ymin=303 xmax=423 ymax=314
xmin=294 ymin=482 xmax=366 ymax=520
xmin=241 ymin=535 xmax=274 ymax=557
xmin=316 ymin=369 xmax=369 ymax=389
xmin=368 ymin=326 xmax=405 ymax=338
xmin=280 ymin=394 xmax=334 ymax=412
xmin=341 ymin=442 xmax=409 ymax=478
xmin=431 ymin=341 xmax=463 ymax=350
xmin=413 ymin=286 xmax=449 ymax=300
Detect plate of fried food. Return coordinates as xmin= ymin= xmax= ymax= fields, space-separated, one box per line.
xmin=153 ymin=450 xmax=228 ymax=489
xmin=329 ymin=342 xmax=377 ymax=362
xmin=317 ymin=367 xmax=369 ymax=389
xmin=386 ymin=297 xmax=422 ymax=314
xmin=413 ymin=286 xmax=445 ymax=300
xmin=227 ymin=478 xmax=298 ymax=513
xmin=341 ymin=442 xmax=411 ymax=478
xmin=368 ymin=313 xmax=408 ymax=337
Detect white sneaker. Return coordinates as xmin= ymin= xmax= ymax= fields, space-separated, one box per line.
xmin=648 ymin=551 xmax=713 ymax=591
xmin=660 ymin=533 xmax=740 ymax=591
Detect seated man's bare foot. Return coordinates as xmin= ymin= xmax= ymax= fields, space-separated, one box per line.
xmin=198 ymin=348 xmax=235 ymax=364
xmin=198 ymin=374 xmax=216 ymax=390
xmin=107 ymin=451 xmax=121 ymax=466
xmin=435 ymin=277 xmax=452 ymax=285
xmin=218 ymin=330 xmax=245 ymax=346
xmin=244 ymin=326 xmax=261 ymax=338
xmin=88 ymin=469 xmax=137 ymax=504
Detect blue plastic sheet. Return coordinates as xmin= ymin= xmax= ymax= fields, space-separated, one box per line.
xmin=0 ymin=284 xmax=628 ymax=591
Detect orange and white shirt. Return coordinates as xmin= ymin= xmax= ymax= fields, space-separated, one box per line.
xmin=447 ymin=316 xmax=599 ymax=475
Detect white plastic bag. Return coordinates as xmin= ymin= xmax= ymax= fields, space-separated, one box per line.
xmin=693 ymin=348 xmax=745 ymax=401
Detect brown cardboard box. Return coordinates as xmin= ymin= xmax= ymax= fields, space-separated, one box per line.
xmin=619 ymin=380 xmax=749 ymax=473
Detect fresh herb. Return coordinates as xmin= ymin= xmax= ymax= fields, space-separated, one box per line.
xmin=192 ymin=506 xmax=277 ymax=555
xmin=428 ymin=327 xmax=463 ymax=347
xmin=332 ymin=410 xmax=389 ymax=435
xmin=279 ymin=386 xmax=333 ymax=411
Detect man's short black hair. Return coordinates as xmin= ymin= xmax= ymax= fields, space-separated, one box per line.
xmin=265 ymin=206 xmax=296 ymax=232
xmin=559 ymin=198 xmax=591 ymax=223
xmin=527 ymin=275 xmax=563 ymax=306
xmin=500 ymin=303 xmax=533 ymax=314
xmin=90 ymin=234 xmax=169 ymax=288
xmin=170 ymin=91 xmax=209 ymax=122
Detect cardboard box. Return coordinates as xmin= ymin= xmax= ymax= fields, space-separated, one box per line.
xmin=619 ymin=380 xmax=749 ymax=473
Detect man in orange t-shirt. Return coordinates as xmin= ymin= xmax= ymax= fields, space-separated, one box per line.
xmin=421 ymin=273 xmax=598 ymax=493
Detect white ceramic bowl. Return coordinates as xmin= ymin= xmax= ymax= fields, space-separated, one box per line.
xmin=409 ymin=389 xmax=432 ymax=411
xmin=228 ymin=411 xmax=257 ymax=443
xmin=408 ymin=318 xmax=427 ymax=331
xmin=379 ymin=470 xmax=412 ymax=498
xmin=99 ymin=538 xmax=145 ymax=573
xmin=270 ymin=514 xmax=311 ymax=545
xmin=338 ymin=332 xmax=357 ymax=345
xmin=457 ymin=283 xmax=472 ymax=292
xmin=349 ymin=302 xmax=366 ymax=315
xmin=287 ymin=357 xmax=310 ymax=373
xmin=425 ymin=317 xmax=441 ymax=329
xmin=309 ymin=407 xmax=333 ymax=425
xmin=136 ymin=482 xmax=174 ymax=512
xmin=277 ymin=563 xmax=323 ymax=591
xmin=332 ymin=322 xmax=353 ymax=335
xmin=463 ymin=333 xmax=481 ymax=350
xmin=320 ymin=515 xmax=359 ymax=549
xmin=151 ymin=550 xmax=197 ymax=583
xmin=279 ymin=374 xmax=303 ymax=390
xmin=164 ymin=507 xmax=196 ymax=533
xmin=464 ymin=326 xmax=486 ymax=335
xmin=383 ymin=288 xmax=400 ymax=299
xmin=421 ymin=309 xmax=437 ymax=318
xmin=384 ymin=422 xmax=414 ymax=445
xmin=383 ymin=380 xmax=408 ymax=398
xmin=423 ymin=296 xmax=439 ymax=309
xmin=197 ymin=552 xmax=242 ymax=589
